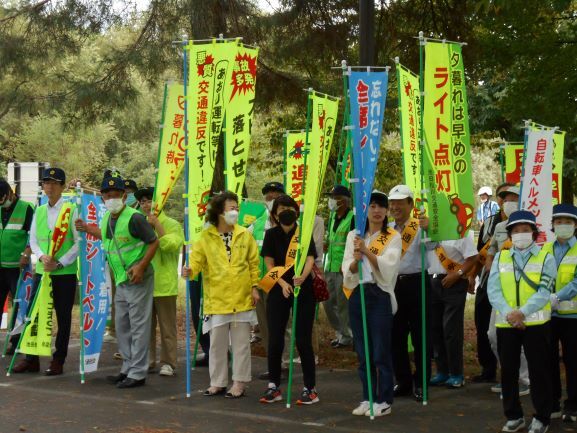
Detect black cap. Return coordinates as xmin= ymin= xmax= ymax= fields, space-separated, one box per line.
xmin=42 ymin=167 xmax=66 ymax=184
xmin=262 ymin=182 xmax=284 ymax=195
xmin=124 ymin=179 xmax=138 ymax=191
xmin=328 ymin=185 xmax=351 ymax=198
xmin=135 ymin=187 xmax=154 ymax=201
xmin=0 ymin=179 xmax=11 ymax=199
xmin=370 ymin=190 xmax=389 ymax=207
xmin=100 ymin=170 xmax=125 ymax=193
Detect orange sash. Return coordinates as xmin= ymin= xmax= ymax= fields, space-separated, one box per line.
xmin=258 ymin=229 xmax=299 ymax=293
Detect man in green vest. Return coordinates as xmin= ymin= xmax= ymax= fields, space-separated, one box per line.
xmin=0 ymin=179 xmax=34 ymax=354
xmin=488 ymin=210 xmax=556 ymax=433
xmin=136 ymin=186 xmax=184 ymax=377
xmin=14 ymin=167 xmax=80 ymax=375
xmin=323 ymin=184 xmax=354 ymax=348
xmin=249 ymin=182 xmax=284 ymax=351
xmin=544 ymin=204 xmax=577 ymax=422
xmin=76 ymin=172 xmax=158 ymax=388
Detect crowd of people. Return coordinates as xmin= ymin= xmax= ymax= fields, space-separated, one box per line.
xmin=1 ymin=168 xmax=576 ymax=433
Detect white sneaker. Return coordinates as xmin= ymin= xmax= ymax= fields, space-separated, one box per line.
xmin=502 ymin=418 xmax=525 ymax=432
xmin=527 ymin=418 xmax=548 ymax=433
xmin=365 ymin=402 xmax=391 ymax=417
xmin=103 ymin=332 xmax=117 ymax=343
xmin=159 ymin=364 xmax=175 ymax=376
xmin=352 ymin=401 xmax=370 ymax=416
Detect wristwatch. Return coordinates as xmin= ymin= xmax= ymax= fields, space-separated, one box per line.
xmin=56 ymin=261 xmax=64 ymax=270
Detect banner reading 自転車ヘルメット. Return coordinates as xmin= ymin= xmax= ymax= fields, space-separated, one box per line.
xmin=349 ymin=70 xmax=389 ymax=236
xmin=294 ymin=91 xmax=339 ymax=279
xmin=153 ymin=82 xmax=186 ymax=215
xmin=423 ymin=41 xmax=474 ymax=241
xmin=225 ymin=44 xmax=258 ymax=196
xmin=397 ymin=63 xmax=425 ymax=213
xmin=186 ymin=39 xmax=238 ymax=242
xmin=520 ymin=128 xmax=555 ymax=244
xmin=284 ymin=131 xmax=307 ymax=203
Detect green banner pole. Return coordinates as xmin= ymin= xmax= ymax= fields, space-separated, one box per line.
xmin=499 ymin=144 xmax=505 ymax=184
xmin=286 ymin=89 xmax=313 ymax=409
xmin=418 ymin=31 xmax=429 ymax=406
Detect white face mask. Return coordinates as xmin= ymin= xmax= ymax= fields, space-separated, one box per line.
xmin=554 ymin=224 xmax=576 ymax=241
xmin=223 ymin=210 xmax=239 ymax=226
xmin=265 ymin=200 xmax=274 ymax=212
xmin=511 ymin=232 xmax=534 ymax=250
xmin=104 ymin=198 xmax=124 ymax=214
xmin=503 ymin=201 xmax=518 ymax=218
xmin=328 ymin=198 xmax=338 ymax=211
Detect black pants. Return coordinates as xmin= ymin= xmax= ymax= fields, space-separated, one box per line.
xmin=26 ymin=273 xmax=77 ymax=363
xmin=391 ymin=273 xmax=432 ymax=390
xmin=551 ymin=316 xmax=577 ymax=412
xmin=474 ymin=280 xmax=497 ymax=377
xmin=189 ymin=276 xmax=210 ymax=357
xmin=497 ymin=323 xmax=552 ymax=425
xmin=267 ymin=284 xmax=316 ymax=389
xmin=430 ymin=275 xmax=467 ymax=377
xmin=0 ymin=267 xmax=20 ymax=348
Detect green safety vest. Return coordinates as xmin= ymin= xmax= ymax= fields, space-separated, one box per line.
xmin=496 ymin=249 xmax=551 ymax=328
xmin=101 ymin=206 xmax=147 ymax=285
xmin=0 ymin=199 xmax=34 ymax=268
xmin=325 ymin=210 xmax=353 ymax=273
xmin=542 ymin=241 xmax=577 ymax=315
xmin=252 ymin=211 xmax=268 ymax=278
xmin=35 ymin=203 xmax=77 ymax=275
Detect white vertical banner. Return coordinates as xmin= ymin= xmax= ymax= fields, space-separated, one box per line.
xmin=520 ymin=128 xmax=555 ymax=244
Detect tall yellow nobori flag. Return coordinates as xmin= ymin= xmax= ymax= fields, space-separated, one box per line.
xmin=225 ymin=44 xmax=259 ymax=195
xmin=186 ymin=38 xmax=238 ymax=242
xmin=153 ymin=82 xmax=185 ymax=215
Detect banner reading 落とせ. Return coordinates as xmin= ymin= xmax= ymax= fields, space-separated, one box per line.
xmin=187 ymin=39 xmax=238 ymax=241
xmin=294 ymin=91 xmax=339 ymax=278
xmin=423 ymin=41 xmax=475 ymax=240
xmin=225 ymin=44 xmax=258 ymax=195
xmin=153 ymin=82 xmax=185 ymax=215
xmin=520 ymin=128 xmax=555 ymax=244
xmin=349 ymin=70 xmax=389 ymax=236
xmin=397 ymin=63 xmax=425 ymax=212
xmin=284 ymin=131 xmax=307 ymax=203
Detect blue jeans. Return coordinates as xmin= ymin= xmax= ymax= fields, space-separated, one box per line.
xmin=349 ymin=283 xmax=394 ymax=404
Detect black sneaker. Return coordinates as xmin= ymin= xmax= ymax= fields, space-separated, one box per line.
xmin=563 ymin=410 xmax=577 ymax=423
xmin=296 ymin=388 xmax=319 ymax=405
xmin=472 ymin=372 xmax=496 ymax=383
xmin=260 ymin=386 xmax=282 ymax=403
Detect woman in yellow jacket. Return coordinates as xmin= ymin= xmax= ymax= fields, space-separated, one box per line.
xmin=184 ymin=191 xmax=260 ymax=398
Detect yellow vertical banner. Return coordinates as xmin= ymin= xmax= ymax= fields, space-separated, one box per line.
xmin=18 ymin=276 xmax=53 ymax=356
xmin=225 ymin=44 xmax=259 ymax=195
xmin=284 ymin=131 xmax=307 ymax=203
xmin=187 ymin=39 xmax=238 ymax=242
xmin=504 ymin=142 xmax=524 ymax=184
xmin=295 ymin=91 xmax=339 ymax=277
xmin=153 ymin=82 xmax=185 ymax=215
xmin=397 ymin=62 xmax=425 ymax=211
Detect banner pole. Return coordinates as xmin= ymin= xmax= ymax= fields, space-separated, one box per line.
xmin=286 ymin=89 xmax=313 ymax=409
xmin=518 ymin=120 xmax=531 ymax=203
xmin=152 ymin=83 xmax=170 ymax=215
xmin=2 ymin=269 xmax=25 ymax=357
xmin=182 ymin=36 xmax=192 ymax=398
xmin=75 ymin=183 xmax=86 ymax=384
xmin=283 ymin=132 xmax=288 ymax=188
xmin=499 ymin=144 xmax=505 ymax=184
xmin=418 ymin=30 xmax=429 ymax=406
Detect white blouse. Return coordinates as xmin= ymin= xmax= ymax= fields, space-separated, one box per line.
xmin=342 ymin=229 xmax=402 ymax=314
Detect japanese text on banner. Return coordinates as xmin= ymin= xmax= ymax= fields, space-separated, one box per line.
xmin=284 ymin=131 xmax=308 ymax=203
xmin=423 ymin=42 xmax=474 ymax=240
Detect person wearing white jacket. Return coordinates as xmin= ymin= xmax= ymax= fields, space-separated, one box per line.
xmin=342 ymin=190 xmax=402 ymax=417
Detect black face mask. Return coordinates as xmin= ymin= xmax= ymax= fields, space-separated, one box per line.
xmin=278 ymin=209 xmax=298 ymax=226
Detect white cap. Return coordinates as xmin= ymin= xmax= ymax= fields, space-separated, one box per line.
xmin=478 ymin=186 xmax=492 ymax=196
xmin=388 ymin=184 xmax=414 ymax=200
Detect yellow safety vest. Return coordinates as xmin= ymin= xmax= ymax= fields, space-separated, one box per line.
xmin=542 ymin=241 xmax=577 ymax=315
xmin=496 ymin=249 xmax=551 ymax=328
